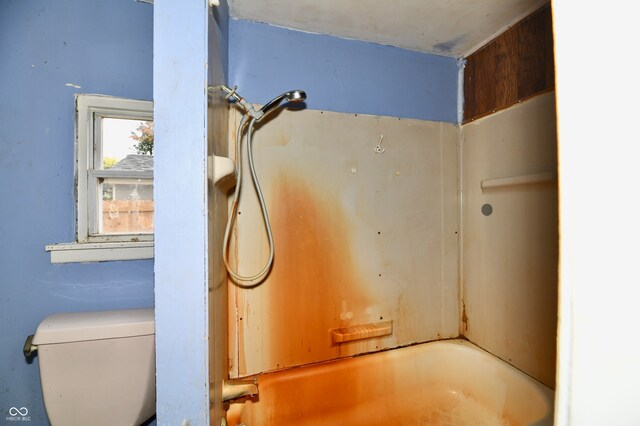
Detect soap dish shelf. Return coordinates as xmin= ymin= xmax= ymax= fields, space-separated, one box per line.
xmin=330 ymin=320 xmax=393 ymax=344
xmin=208 ymin=155 xmax=236 ymax=186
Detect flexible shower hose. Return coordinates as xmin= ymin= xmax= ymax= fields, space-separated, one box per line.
xmin=222 ymin=115 xmax=275 ymax=287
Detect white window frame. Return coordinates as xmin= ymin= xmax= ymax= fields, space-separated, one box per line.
xmin=46 ymin=94 xmax=154 ymax=263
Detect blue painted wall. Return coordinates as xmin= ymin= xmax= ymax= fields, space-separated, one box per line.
xmin=0 ymin=1 xmax=154 ymax=424
xmin=229 ymin=19 xmax=459 ymax=123
xmin=211 ymin=0 xmax=230 ymax=82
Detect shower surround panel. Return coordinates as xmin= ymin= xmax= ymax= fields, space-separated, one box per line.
xmin=227 ymin=109 xmax=459 ymax=377
xmin=461 ymin=92 xmax=558 ymax=388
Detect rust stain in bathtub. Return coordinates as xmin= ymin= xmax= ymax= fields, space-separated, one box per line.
xmin=229 ymin=371 xmax=519 ymax=426
xmin=263 ymin=170 xmax=373 ymax=369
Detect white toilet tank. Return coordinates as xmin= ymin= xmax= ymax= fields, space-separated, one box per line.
xmin=32 ymin=308 xmax=155 ymax=426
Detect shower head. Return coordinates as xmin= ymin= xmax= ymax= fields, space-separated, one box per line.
xmin=210 ymin=85 xmax=307 ymax=121
xmin=259 ymin=90 xmax=307 ymax=119
xmin=285 ymin=90 xmax=307 ymax=102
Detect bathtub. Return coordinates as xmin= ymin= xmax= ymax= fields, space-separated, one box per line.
xmin=227 ymin=339 xmax=554 ymax=426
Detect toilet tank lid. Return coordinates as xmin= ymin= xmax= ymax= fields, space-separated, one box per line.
xmin=32 ymin=308 xmax=154 ymax=345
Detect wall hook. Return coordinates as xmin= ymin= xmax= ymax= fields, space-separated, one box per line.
xmin=374 ymin=134 xmax=386 ymax=154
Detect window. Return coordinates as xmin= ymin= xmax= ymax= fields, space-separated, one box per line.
xmin=77 ymin=95 xmax=154 ymax=242
xmin=46 ymin=95 xmax=154 ymax=263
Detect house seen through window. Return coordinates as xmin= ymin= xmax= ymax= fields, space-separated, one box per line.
xmin=100 ymin=118 xmax=154 ymax=234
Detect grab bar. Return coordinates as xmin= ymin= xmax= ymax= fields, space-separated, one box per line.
xmin=481 ymin=171 xmax=557 ymax=191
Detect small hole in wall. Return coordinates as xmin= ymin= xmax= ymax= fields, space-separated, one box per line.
xmin=377 ymin=231 xmax=381 ymax=235
xmin=239 ymin=317 xmax=243 ymax=321
xmin=378 ymin=274 xmax=382 ymax=277
xmin=238 ymin=211 xmax=241 ymax=215
xmin=380 ymin=316 xmax=383 ymax=320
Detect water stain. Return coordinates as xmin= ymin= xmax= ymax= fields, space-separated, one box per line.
xmin=433 ymin=34 xmax=468 ymax=54
xmin=461 ymin=299 xmax=469 ymax=333
xmin=260 ymin=170 xmax=372 ymax=370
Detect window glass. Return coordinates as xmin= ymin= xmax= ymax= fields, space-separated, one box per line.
xmin=99 ymin=118 xmax=154 ymax=234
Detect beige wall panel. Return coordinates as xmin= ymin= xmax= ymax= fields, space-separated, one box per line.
xmin=228 ymin=109 xmax=459 ymax=377
xmin=461 ymin=92 xmax=558 ymax=388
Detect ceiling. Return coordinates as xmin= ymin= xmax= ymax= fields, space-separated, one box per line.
xmin=228 ymin=0 xmax=548 ymax=57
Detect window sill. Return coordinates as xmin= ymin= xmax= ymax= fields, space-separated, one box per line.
xmin=45 ymin=241 xmax=154 ymax=264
